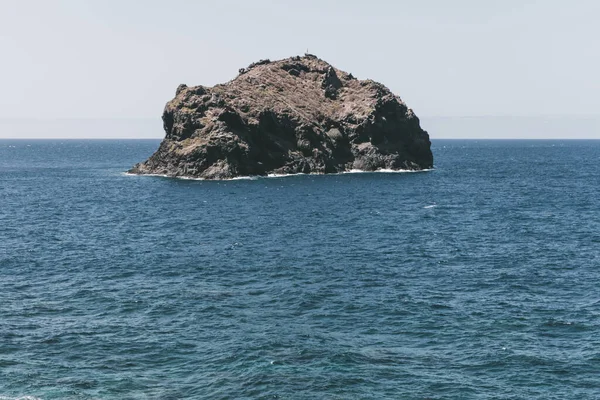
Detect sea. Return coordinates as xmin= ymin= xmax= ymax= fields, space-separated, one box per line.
xmin=0 ymin=139 xmax=599 ymax=399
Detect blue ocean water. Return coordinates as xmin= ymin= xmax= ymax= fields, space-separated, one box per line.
xmin=1 ymin=139 xmax=599 ymax=399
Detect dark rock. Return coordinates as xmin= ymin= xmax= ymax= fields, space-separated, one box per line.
xmin=176 ymin=84 xmax=187 ymax=95
xmin=322 ymin=67 xmax=342 ymax=99
xmin=281 ymin=62 xmax=311 ymax=74
xmin=247 ymin=59 xmax=271 ymax=69
xmin=129 ymin=55 xmax=433 ymax=179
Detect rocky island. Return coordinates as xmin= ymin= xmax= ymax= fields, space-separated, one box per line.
xmin=129 ymin=55 xmax=433 ymax=179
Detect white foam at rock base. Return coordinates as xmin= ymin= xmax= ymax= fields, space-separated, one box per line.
xmin=124 ymin=168 xmax=434 ymax=181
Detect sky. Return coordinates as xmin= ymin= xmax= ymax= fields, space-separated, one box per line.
xmin=1 ymin=0 xmax=599 ymax=138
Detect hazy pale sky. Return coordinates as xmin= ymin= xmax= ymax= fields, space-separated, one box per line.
xmin=1 ymin=0 xmax=600 ymax=138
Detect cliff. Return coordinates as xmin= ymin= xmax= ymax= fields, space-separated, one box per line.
xmin=129 ymin=55 xmax=433 ymax=179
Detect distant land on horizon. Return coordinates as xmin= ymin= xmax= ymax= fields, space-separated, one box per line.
xmin=0 ymin=116 xmax=599 ymax=139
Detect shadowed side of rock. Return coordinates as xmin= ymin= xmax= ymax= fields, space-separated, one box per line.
xmin=129 ymin=55 xmax=433 ymax=179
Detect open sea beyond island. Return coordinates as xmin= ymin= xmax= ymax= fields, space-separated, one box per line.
xmin=0 ymin=139 xmax=599 ymax=399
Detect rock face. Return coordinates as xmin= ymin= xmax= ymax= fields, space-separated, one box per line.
xmin=129 ymin=55 xmax=433 ymax=179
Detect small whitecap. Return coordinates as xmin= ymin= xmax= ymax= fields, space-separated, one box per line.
xmin=0 ymin=397 xmax=43 ymax=400
xmin=266 ymin=172 xmax=308 ymax=178
xmin=343 ymin=168 xmax=433 ymax=174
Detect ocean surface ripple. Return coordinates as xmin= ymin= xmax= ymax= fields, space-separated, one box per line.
xmin=1 ymin=139 xmax=599 ymax=399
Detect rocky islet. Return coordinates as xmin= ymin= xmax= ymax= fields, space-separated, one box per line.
xmin=130 ymin=55 xmax=433 ymax=179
